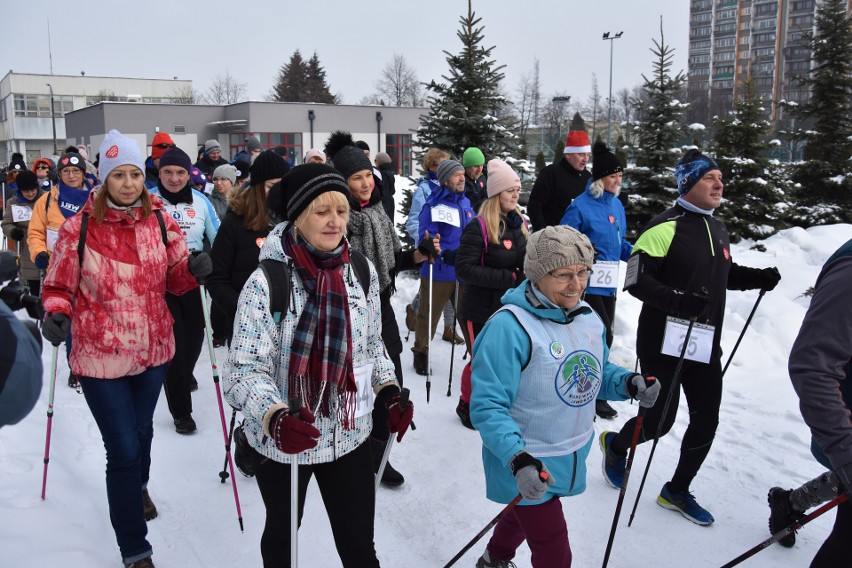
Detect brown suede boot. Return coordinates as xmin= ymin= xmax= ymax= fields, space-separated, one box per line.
xmin=142 ymin=489 xmax=158 ymax=521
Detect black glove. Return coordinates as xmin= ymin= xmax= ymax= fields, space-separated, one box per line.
xmin=35 ymin=251 xmax=50 ymax=270
xmin=758 ymin=267 xmax=781 ymax=291
xmin=188 ymin=251 xmax=212 ymax=283
xmin=417 ymin=235 xmax=439 ymax=259
xmin=441 ymin=249 xmax=458 ymax=266
xmin=677 ymin=289 xmax=710 ymax=318
xmin=42 ymin=312 xmax=71 ymax=345
xmin=10 ymin=227 xmax=25 ymax=241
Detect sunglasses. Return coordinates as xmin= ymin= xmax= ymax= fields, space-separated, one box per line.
xmin=36 ymin=165 xmax=50 ymax=170
xmin=154 ymin=143 xmax=175 ymax=149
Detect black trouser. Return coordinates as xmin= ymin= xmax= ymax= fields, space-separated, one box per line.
xmin=163 ymin=288 xmax=205 ymax=419
xmin=613 ymin=355 xmax=722 ymax=492
xmin=255 ymin=441 xmax=379 ymax=568
xmin=210 ymin=299 xmax=229 ymax=342
xmin=584 ymin=293 xmax=616 ymax=348
xmin=811 ymin=500 xmax=852 ymax=567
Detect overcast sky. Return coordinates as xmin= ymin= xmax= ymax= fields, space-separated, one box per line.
xmin=4 ymin=0 xmax=689 ymax=112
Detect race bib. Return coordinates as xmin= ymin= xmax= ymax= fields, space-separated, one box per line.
xmin=661 ymin=317 xmax=715 ymax=364
xmin=46 ymin=227 xmax=59 ymax=252
xmin=591 ymin=261 xmax=619 ymax=289
xmin=205 ymin=182 xmax=215 ymax=195
xmin=11 ymin=205 xmax=32 ymax=223
xmin=431 ymin=204 xmax=461 ymax=227
xmin=353 ymin=363 xmax=375 ymax=419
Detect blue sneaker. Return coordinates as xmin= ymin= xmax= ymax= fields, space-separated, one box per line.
xmin=599 ymin=431 xmax=626 ymax=489
xmin=657 ymin=482 xmax=715 ymax=525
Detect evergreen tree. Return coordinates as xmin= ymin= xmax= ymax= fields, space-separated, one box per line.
xmin=305 ymin=52 xmax=339 ymax=104
xmin=395 ymin=177 xmax=417 ymax=249
xmin=624 ymin=19 xmax=688 ymax=239
xmin=615 ymin=134 xmax=628 ymax=168
xmin=552 ymin=140 xmax=564 ymax=164
xmin=570 ymin=112 xmax=586 ymax=133
xmin=712 ymin=79 xmax=789 ymax=242
xmin=783 ymin=0 xmax=852 ymax=224
xmin=415 ymin=0 xmax=516 ymax=160
xmin=271 ymin=50 xmax=307 ymax=102
xmin=535 ymin=151 xmax=546 ymax=174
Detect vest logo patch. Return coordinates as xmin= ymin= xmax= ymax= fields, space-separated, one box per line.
xmin=186 ymin=208 xmax=196 ymax=219
xmin=556 ymin=350 xmax=601 ymax=408
xmin=550 ymin=341 xmax=564 ymax=359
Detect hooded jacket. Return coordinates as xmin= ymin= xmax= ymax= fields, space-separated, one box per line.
xmin=41 ymin=190 xmax=198 ymax=378
xmin=224 ymin=223 xmax=397 ymax=465
xmin=2 ymin=189 xmax=44 ymax=281
xmin=470 ymin=282 xmax=634 ymax=505
xmin=417 ymin=185 xmax=474 ymax=282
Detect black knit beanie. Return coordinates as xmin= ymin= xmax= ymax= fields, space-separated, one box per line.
xmin=249 ymin=149 xmax=290 ymax=186
xmin=591 ymin=141 xmax=623 ymax=181
xmin=332 ymin=145 xmax=373 ymax=180
xmin=158 ymin=147 xmax=192 ymax=172
xmin=267 ymin=163 xmax=349 ymax=223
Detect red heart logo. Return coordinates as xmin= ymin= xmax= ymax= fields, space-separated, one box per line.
xmin=256 ymin=237 xmax=266 ymax=248
xmin=186 ymin=209 xmax=196 ymax=219
xmin=106 ymin=145 xmax=119 ymax=158
xmin=503 ymin=240 xmax=512 ymax=250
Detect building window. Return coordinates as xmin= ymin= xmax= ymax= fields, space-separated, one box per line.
xmin=741 ymin=6 xmax=751 ymax=16
xmin=788 ymin=61 xmax=811 ymax=71
xmin=756 ymin=2 xmax=778 ymax=16
xmin=385 ymin=134 xmax=411 ymax=176
xmin=13 ymin=94 xmax=73 ymax=117
xmin=754 ymin=62 xmax=775 ymax=74
xmin=691 ymin=40 xmax=711 ymax=50
xmin=716 ymin=23 xmax=737 ymax=34
xmin=756 ymin=18 xmax=777 ymax=29
xmin=690 ymin=54 xmax=712 ymax=64
xmin=791 ymin=0 xmax=813 ymax=12
xmin=693 ymin=26 xmax=711 ymax=37
xmin=791 ymin=15 xmax=814 ymax=27
xmin=714 ymin=51 xmax=736 ymax=61
xmin=690 ymin=67 xmax=711 ymax=76
xmin=230 ymin=133 xmax=303 ymax=165
xmin=717 ymin=9 xmax=737 ymax=20
xmin=693 ymin=0 xmax=711 ymax=10
xmin=753 ymin=32 xmax=776 ymax=44
xmin=0 ymin=97 xmax=6 ymax=122
xmin=713 ymin=80 xmax=734 ymax=89
xmin=716 ymin=37 xmax=735 ymax=47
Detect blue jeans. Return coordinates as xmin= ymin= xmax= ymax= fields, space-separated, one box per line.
xmin=79 ymin=364 xmax=168 ymax=564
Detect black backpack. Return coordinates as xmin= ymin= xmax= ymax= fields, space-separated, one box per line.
xmin=232 ymin=248 xmax=372 ymax=477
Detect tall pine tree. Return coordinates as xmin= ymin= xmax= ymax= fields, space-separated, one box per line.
xmin=270 ymin=50 xmax=338 ymax=104
xmin=712 ymin=79 xmax=788 ymax=242
xmin=783 ymin=0 xmax=852 ymax=224
xmin=305 ymin=52 xmax=339 ymax=104
xmin=415 ymin=0 xmax=515 ymax=160
xmin=624 ymin=19 xmax=688 ymax=239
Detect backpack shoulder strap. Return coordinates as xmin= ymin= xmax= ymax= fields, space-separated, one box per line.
xmin=45 ymin=190 xmax=52 ymax=215
xmin=154 ymin=209 xmax=168 ymax=247
xmin=259 ymin=258 xmax=291 ymax=324
xmin=78 ymin=212 xmax=89 ymax=266
xmin=477 ymin=215 xmax=488 ymax=265
xmin=349 ymin=249 xmax=371 ymax=296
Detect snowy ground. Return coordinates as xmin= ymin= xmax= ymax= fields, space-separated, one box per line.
xmin=1 ymin=213 xmax=850 ymax=566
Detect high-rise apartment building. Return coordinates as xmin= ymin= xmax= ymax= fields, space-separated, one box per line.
xmin=686 ymin=0 xmax=848 ymax=127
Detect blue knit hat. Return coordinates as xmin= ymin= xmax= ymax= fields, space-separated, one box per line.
xmin=98 ymin=130 xmax=145 ymax=181
xmin=675 ymin=149 xmax=719 ymax=196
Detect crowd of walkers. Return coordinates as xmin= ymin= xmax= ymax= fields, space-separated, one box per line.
xmin=2 ymin=124 xmax=851 ymax=568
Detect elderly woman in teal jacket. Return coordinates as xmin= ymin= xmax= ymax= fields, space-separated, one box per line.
xmin=469 ymin=225 xmax=659 ymax=568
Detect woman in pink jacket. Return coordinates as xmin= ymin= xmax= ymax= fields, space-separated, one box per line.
xmin=40 ymin=130 xmax=212 ymax=568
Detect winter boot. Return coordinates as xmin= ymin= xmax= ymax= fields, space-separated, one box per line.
xmin=476 ymin=550 xmax=517 ymax=568
xmin=370 ymin=437 xmax=404 ymax=486
xmin=599 ymin=431 xmax=626 ymax=489
xmin=768 ymin=487 xmax=803 ymax=547
xmin=124 ymin=557 xmax=155 ymax=568
xmin=142 ymin=489 xmax=158 ymax=521
xmin=405 ymin=304 xmax=416 ymax=332
xmin=595 ymin=399 xmax=618 ymax=419
xmin=657 ymin=482 xmax=715 ymax=525
xmin=456 ymin=400 xmax=475 ymax=430
xmin=442 ymin=326 xmax=464 ymax=344
xmin=413 ymin=353 xmax=428 ymax=376
xmin=174 ymin=415 xmax=197 ymax=434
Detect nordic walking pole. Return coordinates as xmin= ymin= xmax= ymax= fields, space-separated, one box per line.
xmin=718 ymin=493 xmax=848 ymax=568
xmin=602 ymin=392 xmax=653 ymax=568
xmin=288 ymin=396 xmax=301 ymax=568
xmin=198 ymin=283 xmax=244 ymax=531
xmin=219 ymin=407 xmax=238 ymax=483
xmin=426 ymin=259 xmax=434 ymax=404
xmin=447 ymin=280 xmax=460 ymax=397
xmin=442 ymin=471 xmax=550 ymax=568
xmin=375 ymin=388 xmax=410 ymax=492
xmin=721 ymin=289 xmax=766 ymax=378
xmin=627 ymin=317 xmax=697 ymax=527
xmin=40 ymin=341 xmax=60 ymax=500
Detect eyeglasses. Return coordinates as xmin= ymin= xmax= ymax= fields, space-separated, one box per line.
xmin=548 ymin=269 xmax=591 ymax=283
xmin=154 ymin=143 xmax=175 ymax=149
xmin=36 ymin=165 xmax=50 ymax=170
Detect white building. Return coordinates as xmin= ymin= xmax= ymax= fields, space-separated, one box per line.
xmin=0 ymin=71 xmax=192 ymax=165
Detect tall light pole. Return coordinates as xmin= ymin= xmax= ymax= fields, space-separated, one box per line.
xmin=46 ymin=83 xmax=58 ymax=155
xmin=602 ymin=31 xmax=623 ymax=149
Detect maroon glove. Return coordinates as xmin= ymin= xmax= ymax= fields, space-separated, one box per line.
xmin=270 ymin=406 xmax=321 ymax=454
xmin=386 ymin=389 xmax=414 ymax=442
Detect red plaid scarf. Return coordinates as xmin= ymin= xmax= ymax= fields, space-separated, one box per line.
xmin=283 ymin=230 xmax=357 ymax=429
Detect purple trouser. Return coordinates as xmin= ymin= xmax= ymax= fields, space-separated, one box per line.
xmin=486 ymin=496 xmax=572 ymax=567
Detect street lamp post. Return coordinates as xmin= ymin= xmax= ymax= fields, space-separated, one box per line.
xmin=46 ymin=83 xmax=58 ymax=156
xmin=602 ymin=31 xmax=623 ymax=149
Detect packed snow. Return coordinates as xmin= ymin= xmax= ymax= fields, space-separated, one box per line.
xmin=1 ymin=201 xmax=850 ymax=566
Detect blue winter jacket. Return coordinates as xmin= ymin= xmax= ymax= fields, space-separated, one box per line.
xmin=559 ymin=181 xmax=633 ymax=296
xmin=417 ymin=185 xmax=474 ymax=282
xmin=470 ymin=283 xmax=634 ymax=505
xmin=149 ymin=186 xmax=220 ymax=252
xmin=405 ymin=173 xmax=440 ymax=245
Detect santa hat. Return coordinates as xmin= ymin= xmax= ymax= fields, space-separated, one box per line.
xmin=564 ymin=130 xmax=591 ymax=154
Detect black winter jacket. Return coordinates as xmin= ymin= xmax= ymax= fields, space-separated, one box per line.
xmin=527 ymin=159 xmax=589 ymax=230
xmin=455 ymin=212 xmax=527 ymax=324
xmin=194 ymin=155 xmax=229 ymax=178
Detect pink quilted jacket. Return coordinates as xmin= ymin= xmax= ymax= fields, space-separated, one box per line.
xmin=42 ymin=191 xmax=198 ymax=379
